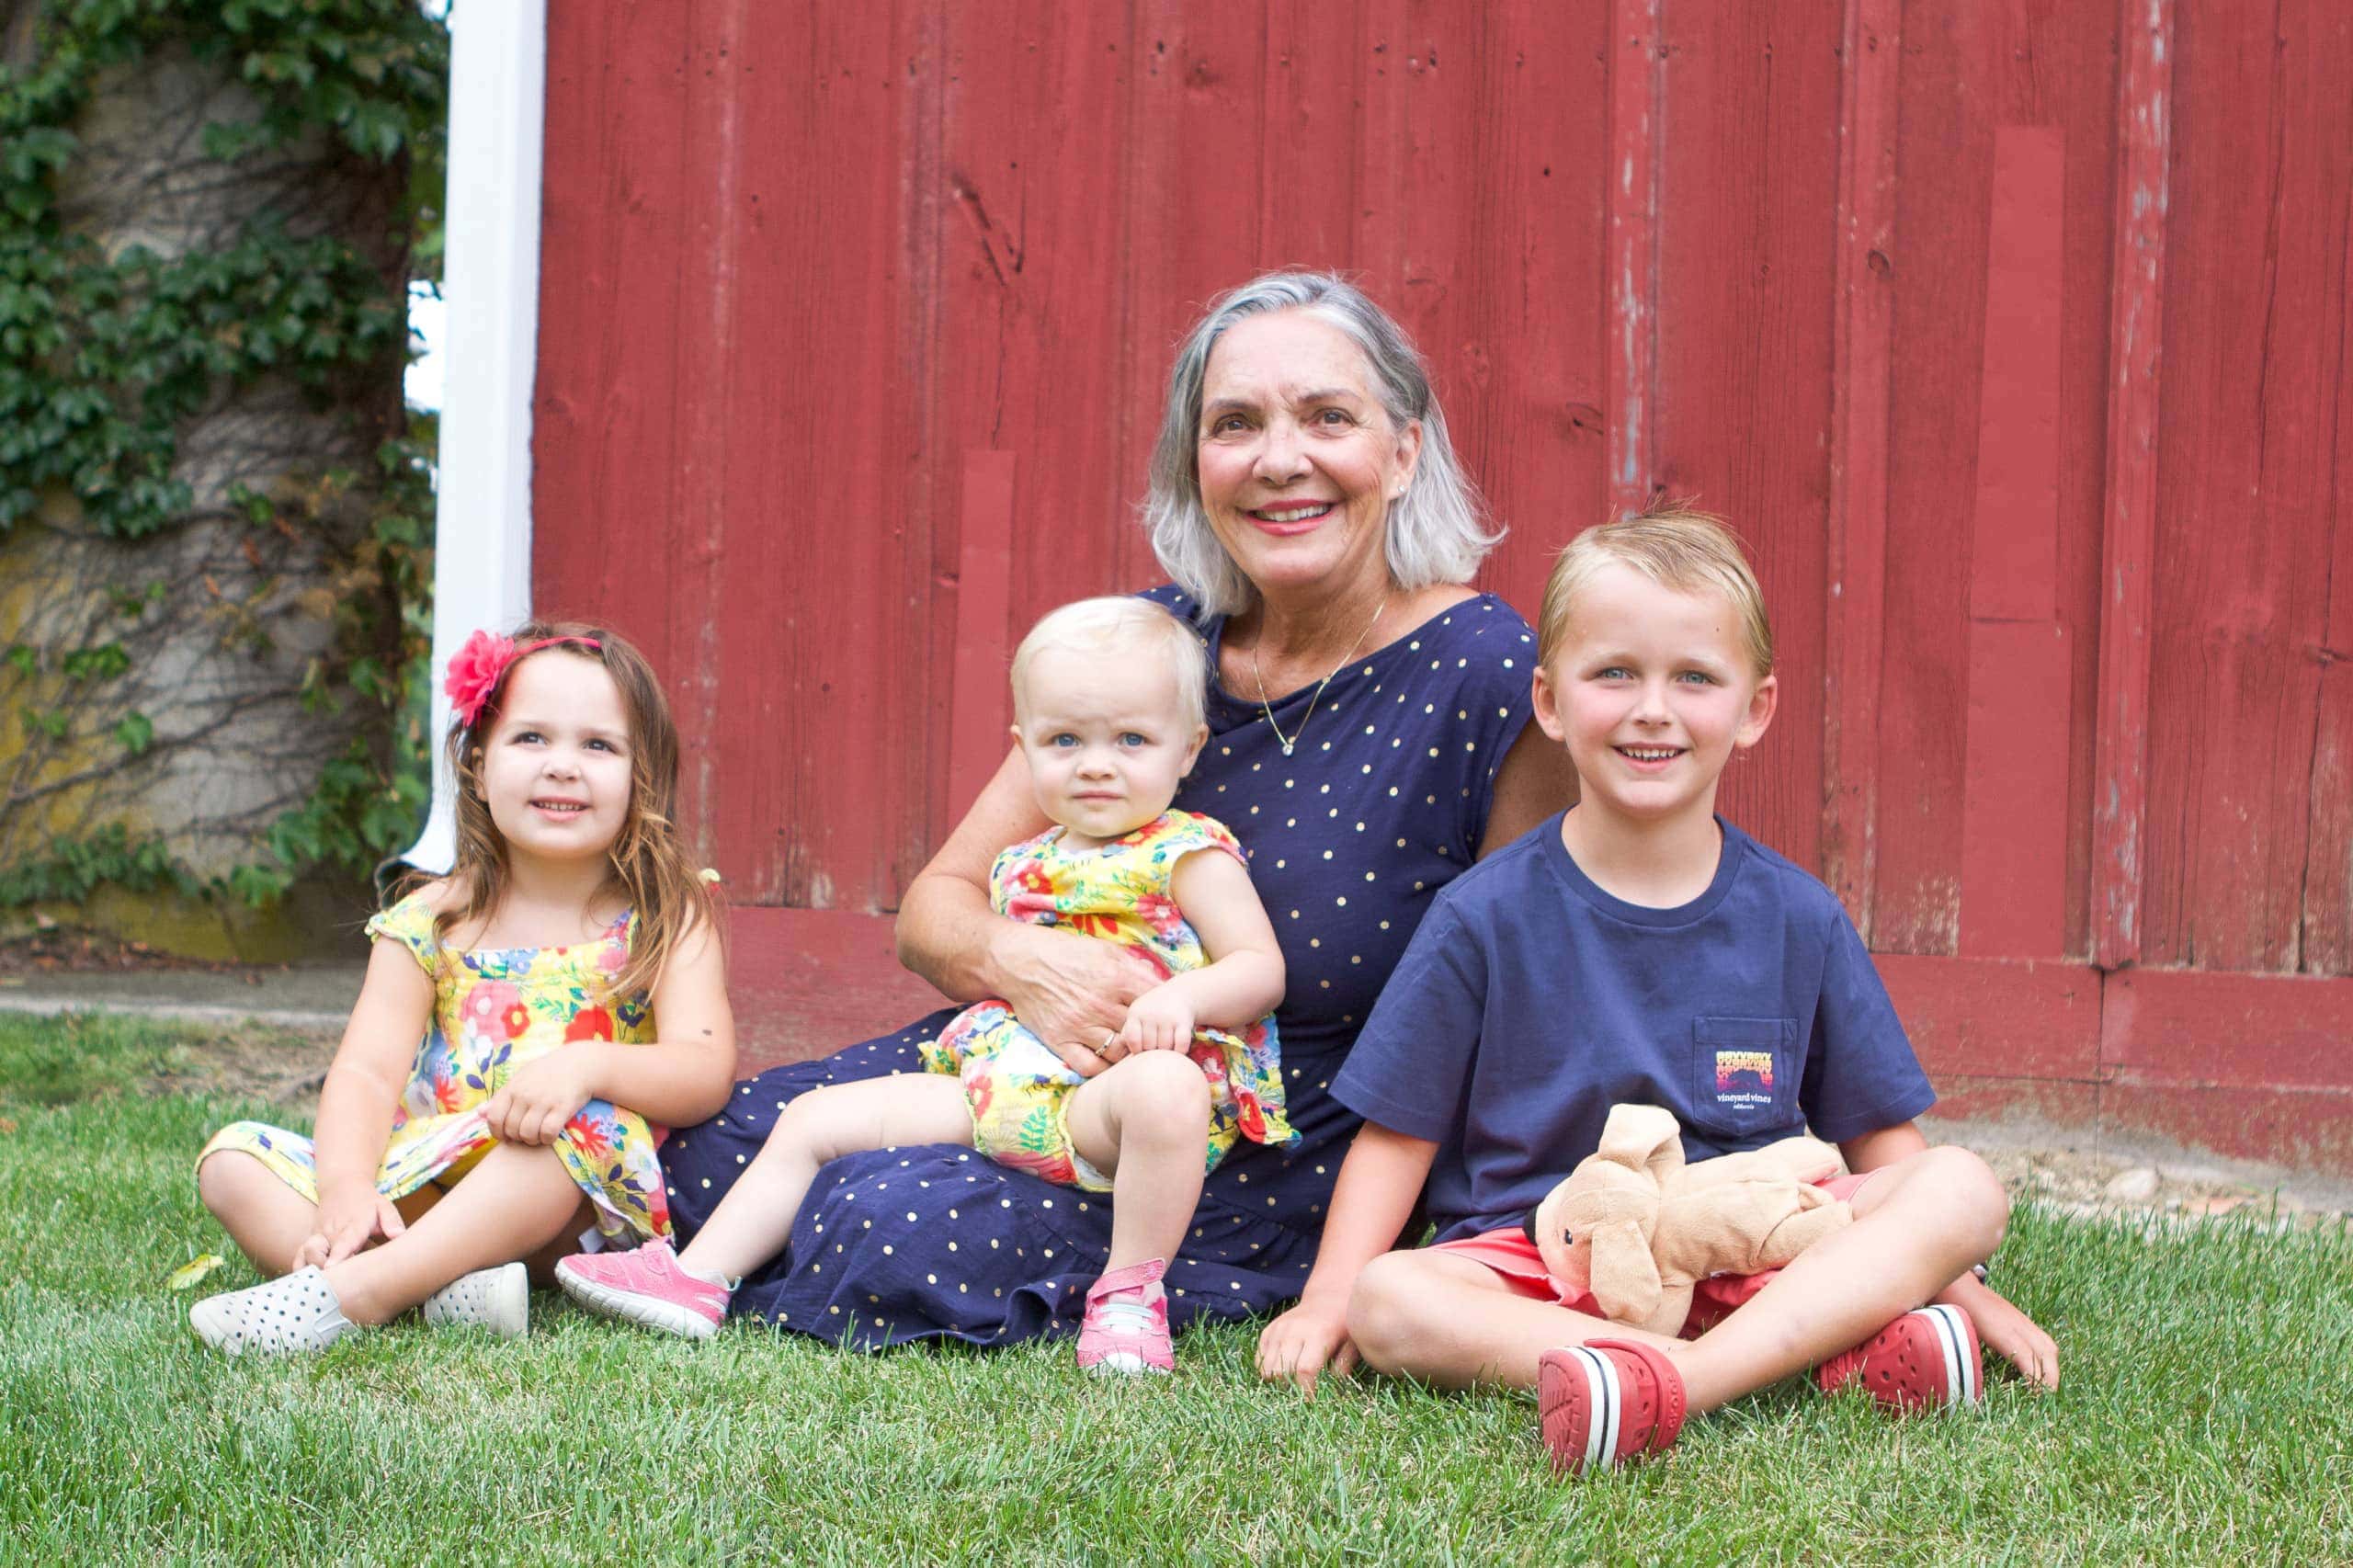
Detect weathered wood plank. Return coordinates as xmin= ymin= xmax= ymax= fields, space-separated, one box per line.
xmin=1876 ymin=952 xmax=2103 ymax=1084
xmin=2098 ymin=963 xmax=2353 ymax=1171
xmin=533 ymin=0 xmax=693 ymax=726
xmin=947 ymin=451 xmax=1017 ymax=820
xmin=1821 ymin=0 xmax=1899 ymax=938
xmin=2141 ymin=0 xmax=2347 ymax=972
xmin=1120 ymin=0 xmax=1270 ymax=599
xmin=1654 ymin=3 xmax=1841 ymax=873
xmin=2089 ymin=0 xmax=2172 ymax=968
xmin=1602 ymin=0 xmax=1659 ymax=519
xmin=1872 ymin=3 xmax=2116 ymax=960
xmin=925 ymin=0 xmax=1140 ymax=860
xmin=1959 ymin=126 xmax=2069 ymax=960
xmin=1960 ymin=621 xmax=2073 ymax=958
xmin=1967 ymin=127 xmax=2065 ymax=628
xmin=1452 ymin=1 xmax=1612 ymax=601
xmin=2292 ymin=0 xmax=2353 ymax=976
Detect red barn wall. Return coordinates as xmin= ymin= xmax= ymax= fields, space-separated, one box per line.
xmin=532 ymin=1 xmax=2353 ymax=1170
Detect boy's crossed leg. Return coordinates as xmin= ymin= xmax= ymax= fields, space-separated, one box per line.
xmin=1347 ymin=1143 xmax=2006 ymax=1412
xmin=1668 ymin=1144 xmax=2004 ymax=1410
xmin=1347 ymin=1246 xmax=1679 ymax=1390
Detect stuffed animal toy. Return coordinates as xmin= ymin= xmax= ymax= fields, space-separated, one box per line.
xmin=1523 ymin=1103 xmax=1855 ymax=1337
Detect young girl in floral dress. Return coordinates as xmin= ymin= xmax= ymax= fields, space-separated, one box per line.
xmin=558 ymin=597 xmax=1292 ymax=1374
xmin=188 ymin=622 xmax=735 ymax=1355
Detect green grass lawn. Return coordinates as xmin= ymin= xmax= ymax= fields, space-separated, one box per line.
xmin=3 ymin=1013 xmax=2349 ymax=1564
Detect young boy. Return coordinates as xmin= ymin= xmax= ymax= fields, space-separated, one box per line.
xmin=1255 ymin=504 xmax=2059 ymax=1472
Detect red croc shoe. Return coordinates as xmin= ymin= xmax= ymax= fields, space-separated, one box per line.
xmin=1536 ymin=1338 xmax=1688 ymax=1475
xmin=1816 ymin=1303 xmax=1983 ymax=1413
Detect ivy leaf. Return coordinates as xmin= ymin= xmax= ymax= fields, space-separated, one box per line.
xmin=61 ymin=642 xmax=130 ymax=680
xmin=115 ymin=710 xmax=153 ymax=755
xmin=3 ymin=644 xmax=33 ymax=677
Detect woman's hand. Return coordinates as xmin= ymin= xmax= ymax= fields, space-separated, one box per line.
xmin=993 ymin=922 xmax=1157 ymax=1077
xmin=1256 ymin=1296 xmax=1358 ymax=1396
xmin=482 ymin=1051 xmax=595 ymax=1146
xmin=293 ymin=1182 xmax=405 ymax=1269
xmin=1116 ymin=984 xmax=1196 ymax=1055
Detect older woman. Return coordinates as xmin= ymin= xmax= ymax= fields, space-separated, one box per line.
xmin=658 ymin=272 xmax=1569 ymax=1345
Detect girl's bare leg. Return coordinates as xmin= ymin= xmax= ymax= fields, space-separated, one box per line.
xmin=1347 ymin=1145 xmax=2006 ymax=1412
xmin=196 ymin=1149 xmax=441 ymax=1278
xmin=676 ymin=1074 xmax=973 ymax=1284
xmin=322 ymin=1142 xmax=582 ymax=1324
xmin=522 ymin=1198 xmax=599 ymax=1285
xmin=196 ymin=1151 xmax=318 ymax=1276
xmin=1063 ymin=1051 xmax=1213 ymax=1273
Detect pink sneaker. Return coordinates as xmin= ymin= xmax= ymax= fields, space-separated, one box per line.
xmin=1075 ymin=1257 xmax=1174 ymax=1375
xmin=554 ymin=1239 xmax=730 ymax=1339
xmin=1816 ymin=1303 xmax=1983 ymax=1412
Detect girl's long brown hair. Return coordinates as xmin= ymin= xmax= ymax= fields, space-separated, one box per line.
xmin=425 ymin=619 xmax=722 ymax=1006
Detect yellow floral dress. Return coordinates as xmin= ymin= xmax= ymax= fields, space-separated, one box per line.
xmin=920 ymin=809 xmax=1296 ymax=1191
xmin=196 ymin=893 xmax=671 ymax=1243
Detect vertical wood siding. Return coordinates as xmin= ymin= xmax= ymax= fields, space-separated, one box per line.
xmin=534 ymin=0 xmax=2351 ymax=982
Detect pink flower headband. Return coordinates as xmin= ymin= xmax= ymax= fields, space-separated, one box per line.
xmin=443 ymin=629 xmax=603 ymax=730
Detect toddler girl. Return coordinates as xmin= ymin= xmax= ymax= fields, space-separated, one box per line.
xmin=189 ymin=622 xmax=736 ymax=1355
xmin=558 ymin=596 xmax=1292 ymax=1373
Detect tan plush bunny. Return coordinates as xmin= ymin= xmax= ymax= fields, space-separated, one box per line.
xmin=1524 ymin=1103 xmax=1855 ymax=1337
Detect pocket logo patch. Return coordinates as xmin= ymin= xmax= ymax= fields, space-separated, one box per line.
xmin=1713 ymin=1049 xmax=1775 ymax=1110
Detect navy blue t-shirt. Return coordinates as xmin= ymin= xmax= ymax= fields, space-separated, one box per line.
xmin=1332 ymin=812 xmax=1936 ymax=1244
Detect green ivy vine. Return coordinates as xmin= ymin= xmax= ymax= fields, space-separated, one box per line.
xmin=0 ymin=0 xmax=446 ymax=911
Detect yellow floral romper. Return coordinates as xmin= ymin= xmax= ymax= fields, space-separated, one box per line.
xmin=196 ymin=892 xmax=671 ymax=1243
xmin=919 ymin=809 xmax=1296 ymax=1192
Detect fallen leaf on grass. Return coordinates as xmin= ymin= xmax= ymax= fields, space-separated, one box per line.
xmin=0 ymin=1117 xmax=16 ymax=1134
xmin=169 ymin=1255 xmax=228 ymax=1290
xmin=2182 ymin=1194 xmax=2252 ymax=1217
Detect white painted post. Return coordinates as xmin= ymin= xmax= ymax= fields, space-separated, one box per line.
xmin=398 ymin=0 xmax=546 ymax=875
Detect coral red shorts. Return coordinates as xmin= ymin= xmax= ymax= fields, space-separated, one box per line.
xmin=1431 ymin=1170 xmax=1878 ymax=1339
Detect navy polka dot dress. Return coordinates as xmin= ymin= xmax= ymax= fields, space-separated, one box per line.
xmin=660 ymin=589 xmax=1537 ymax=1347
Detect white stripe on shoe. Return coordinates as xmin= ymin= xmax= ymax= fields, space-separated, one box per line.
xmin=1568 ymin=1346 xmax=1620 ymax=1469
xmin=1919 ymin=1304 xmax=1974 ymax=1406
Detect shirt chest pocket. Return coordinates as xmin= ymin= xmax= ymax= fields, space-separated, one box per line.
xmin=1689 ymin=1016 xmax=1799 ymax=1138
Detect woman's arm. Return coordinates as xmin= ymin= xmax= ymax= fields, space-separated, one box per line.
xmin=1114 ymin=849 xmax=1285 ymax=1052
xmin=1476 ymin=720 xmax=1576 ymax=859
xmin=295 ymin=935 xmax=439 ymax=1267
xmin=893 ymin=746 xmax=1156 ymax=1073
xmin=1256 ymin=1122 xmax=1438 ymax=1394
xmin=895 ymin=747 xmax=1053 ymax=998
xmin=483 ymin=918 xmax=738 ymax=1143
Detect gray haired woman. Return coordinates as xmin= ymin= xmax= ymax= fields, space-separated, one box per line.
xmin=656 ymin=270 xmax=1570 ymax=1351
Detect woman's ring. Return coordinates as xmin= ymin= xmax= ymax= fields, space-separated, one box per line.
xmin=1102 ymin=1031 xmax=1120 ymax=1053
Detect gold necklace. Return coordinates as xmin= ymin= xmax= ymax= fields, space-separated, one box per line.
xmin=1247 ymin=599 xmax=1387 ymax=757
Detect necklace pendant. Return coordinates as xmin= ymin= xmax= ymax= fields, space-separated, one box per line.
xmin=1280 ymin=742 xmax=1294 ymax=757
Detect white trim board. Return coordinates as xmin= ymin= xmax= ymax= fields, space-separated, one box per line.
xmin=399 ymin=0 xmax=547 ymax=875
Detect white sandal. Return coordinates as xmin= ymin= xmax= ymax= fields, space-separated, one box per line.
xmin=422 ymin=1262 xmax=529 ymax=1339
xmin=188 ymin=1267 xmax=354 ymax=1358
